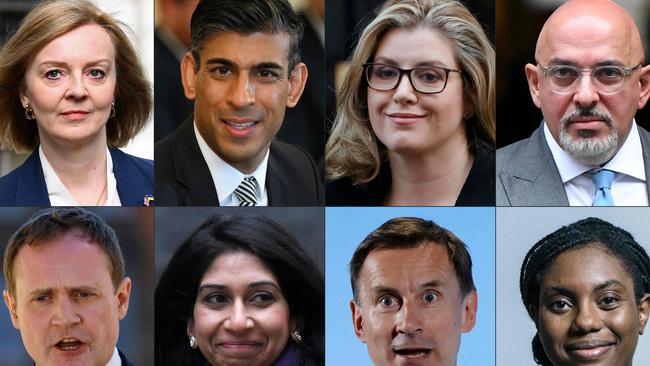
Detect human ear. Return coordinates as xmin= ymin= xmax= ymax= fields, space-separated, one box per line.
xmin=116 ymin=277 xmax=132 ymax=320
xmin=638 ymin=293 xmax=650 ymax=335
xmin=350 ymin=299 xmax=366 ymax=343
xmin=461 ymin=290 xmax=478 ymax=333
xmin=286 ymin=62 xmax=307 ymax=108
xmin=186 ymin=318 xmax=195 ymax=337
xmin=636 ymin=65 xmax=650 ymax=110
xmin=181 ymin=51 xmax=198 ymax=100
xmin=525 ymin=63 xmax=542 ymax=108
xmin=3 ymin=290 xmax=19 ymax=329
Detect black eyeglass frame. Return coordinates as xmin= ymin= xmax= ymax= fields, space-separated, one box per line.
xmin=363 ymin=63 xmax=462 ymax=94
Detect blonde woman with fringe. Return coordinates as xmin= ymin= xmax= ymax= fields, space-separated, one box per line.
xmin=326 ymin=0 xmax=495 ymax=206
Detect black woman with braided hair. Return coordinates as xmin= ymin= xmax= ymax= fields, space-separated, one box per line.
xmin=519 ymin=217 xmax=650 ymax=366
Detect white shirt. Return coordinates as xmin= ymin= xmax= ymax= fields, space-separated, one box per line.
xmin=37 ymin=347 xmax=120 ymax=366
xmin=194 ymin=122 xmax=269 ymax=206
xmin=40 ymin=146 xmax=122 ymax=206
xmin=544 ymin=121 xmax=648 ymax=206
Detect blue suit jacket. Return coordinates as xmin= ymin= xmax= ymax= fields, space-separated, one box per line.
xmin=0 ymin=147 xmax=153 ymax=206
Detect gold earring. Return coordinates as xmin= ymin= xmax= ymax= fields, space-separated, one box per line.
xmin=24 ymin=103 xmax=35 ymax=120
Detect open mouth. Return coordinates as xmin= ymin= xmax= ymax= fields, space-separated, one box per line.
xmin=393 ymin=348 xmax=432 ymax=358
xmin=55 ymin=338 xmax=83 ymax=351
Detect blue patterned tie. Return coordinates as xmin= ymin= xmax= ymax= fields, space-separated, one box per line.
xmin=234 ymin=176 xmax=258 ymax=206
xmin=593 ymin=169 xmax=615 ymax=206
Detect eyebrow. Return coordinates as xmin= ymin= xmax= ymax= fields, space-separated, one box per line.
xmin=545 ymin=279 xmax=627 ymax=297
xmin=27 ymin=286 xmax=97 ymax=297
xmin=546 ymin=58 xmax=625 ymax=68
xmin=373 ymin=56 xmax=452 ymax=68
xmin=370 ymin=280 xmax=443 ymax=295
xmin=197 ymin=281 xmax=281 ymax=293
xmin=205 ymin=58 xmax=284 ymax=71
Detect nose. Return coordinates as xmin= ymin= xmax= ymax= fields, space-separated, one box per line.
xmin=572 ymin=72 xmax=599 ymax=108
xmin=395 ymin=301 xmax=423 ymax=335
xmin=227 ymin=73 xmax=256 ymax=108
xmin=51 ymin=297 xmax=81 ymax=327
xmin=64 ymin=74 xmax=88 ymax=99
xmin=392 ymin=73 xmax=418 ymax=105
xmin=571 ymin=303 xmax=603 ymax=333
xmin=224 ymin=300 xmax=254 ymax=333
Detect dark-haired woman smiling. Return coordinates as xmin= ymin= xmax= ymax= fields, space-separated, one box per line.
xmin=155 ymin=214 xmax=324 ymax=366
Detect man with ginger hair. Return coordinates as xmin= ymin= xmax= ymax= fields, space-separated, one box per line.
xmin=497 ymin=0 xmax=650 ymax=206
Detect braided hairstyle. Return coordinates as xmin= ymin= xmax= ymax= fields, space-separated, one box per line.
xmin=519 ymin=217 xmax=650 ymax=366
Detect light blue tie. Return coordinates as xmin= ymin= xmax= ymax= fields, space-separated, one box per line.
xmin=593 ymin=169 xmax=615 ymax=206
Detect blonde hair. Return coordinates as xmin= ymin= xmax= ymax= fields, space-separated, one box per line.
xmin=0 ymin=0 xmax=152 ymax=152
xmin=326 ymin=0 xmax=495 ymax=185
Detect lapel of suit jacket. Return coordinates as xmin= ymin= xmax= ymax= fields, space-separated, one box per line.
xmin=172 ymin=117 xmax=220 ymax=206
xmin=15 ymin=150 xmax=51 ymax=206
xmin=266 ymin=141 xmax=294 ymax=206
xmin=637 ymin=126 xmax=650 ymax=200
xmin=111 ymin=147 xmax=153 ymax=206
xmin=507 ymin=123 xmax=569 ymax=205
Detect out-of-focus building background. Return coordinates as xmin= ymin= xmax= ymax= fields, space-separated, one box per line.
xmin=0 ymin=207 xmax=154 ymax=366
xmin=496 ymin=0 xmax=650 ymax=147
xmin=0 ymin=0 xmax=154 ymax=176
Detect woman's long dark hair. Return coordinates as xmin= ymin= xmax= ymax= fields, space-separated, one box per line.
xmin=155 ymin=214 xmax=324 ymax=366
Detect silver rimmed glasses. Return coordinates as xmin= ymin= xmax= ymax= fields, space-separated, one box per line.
xmin=538 ymin=63 xmax=642 ymax=95
xmin=364 ymin=63 xmax=461 ymax=94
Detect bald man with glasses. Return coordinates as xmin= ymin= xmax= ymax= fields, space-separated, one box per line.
xmin=497 ymin=0 xmax=650 ymax=206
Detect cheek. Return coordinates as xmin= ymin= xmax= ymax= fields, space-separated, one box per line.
xmin=193 ymin=306 xmax=223 ymax=339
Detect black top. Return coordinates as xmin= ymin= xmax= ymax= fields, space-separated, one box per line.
xmin=326 ymin=146 xmax=495 ymax=206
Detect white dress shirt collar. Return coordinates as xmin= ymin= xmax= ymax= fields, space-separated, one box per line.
xmin=37 ymin=347 xmax=120 ymax=366
xmin=194 ymin=121 xmax=269 ymax=206
xmin=544 ymin=121 xmax=648 ymax=205
xmin=39 ymin=146 xmax=122 ymax=206
xmin=544 ymin=121 xmax=646 ymax=182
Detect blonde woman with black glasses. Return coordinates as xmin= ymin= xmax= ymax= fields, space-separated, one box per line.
xmin=326 ymin=0 xmax=495 ymax=206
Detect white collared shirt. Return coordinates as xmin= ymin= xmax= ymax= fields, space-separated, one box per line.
xmin=36 ymin=347 xmax=120 ymax=366
xmin=544 ymin=121 xmax=648 ymax=206
xmin=194 ymin=122 xmax=269 ymax=206
xmin=40 ymin=146 xmax=122 ymax=206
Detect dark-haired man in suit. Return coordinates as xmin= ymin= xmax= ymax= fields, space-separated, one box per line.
xmin=155 ymin=0 xmax=323 ymax=206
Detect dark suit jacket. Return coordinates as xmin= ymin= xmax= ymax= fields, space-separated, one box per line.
xmin=326 ymin=146 xmax=495 ymax=206
xmin=154 ymin=29 xmax=193 ymax=142
xmin=155 ymin=117 xmax=324 ymax=206
xmin=119 ymin=349 xmax=135 ymax=366
xmin=0 ymin=147 xmax=154 ymax=206
xmin=496 ymin=122 xmax=650 ymax=206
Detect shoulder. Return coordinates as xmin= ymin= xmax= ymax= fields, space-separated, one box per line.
xmin=111 ymin=148 xmax=153 ymax=179
xmin=326 ymin=177 xmax=368 ymax=206
xmin=496 ymin=129 xmax=541 ymax=172
xmin=457 ymin=146 xmax=495 ymax=206
xmin=0 ymin=164 xmax=21 ymax=205
xmin=269 ymin=140 xmax=320 ymax=181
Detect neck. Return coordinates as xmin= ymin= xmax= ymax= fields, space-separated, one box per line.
xmin=385 ymin=133 xmax=473 ymax=206
xmin=41 ymin=137 xmax=109 ymax=205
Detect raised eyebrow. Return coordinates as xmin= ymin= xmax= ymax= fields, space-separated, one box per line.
xmin=593 ymin=279 xmax=626 ymax=293
xmin=254 ymin=62 xmax=284 ymax=71
xmin=370 ymin=285 xmax=399 ymax=296
xmin=418 ymin=280 xmax=443 ymax=290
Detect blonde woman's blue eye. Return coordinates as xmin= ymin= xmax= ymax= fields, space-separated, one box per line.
xmin=89 ymin=69 xmax=105 ymax=78
xmin=45 ymin=70 xmax=61 ymax=79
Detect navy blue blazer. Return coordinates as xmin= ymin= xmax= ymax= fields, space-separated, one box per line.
xmin=0 ymin=147 xmax=153 ymax=206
